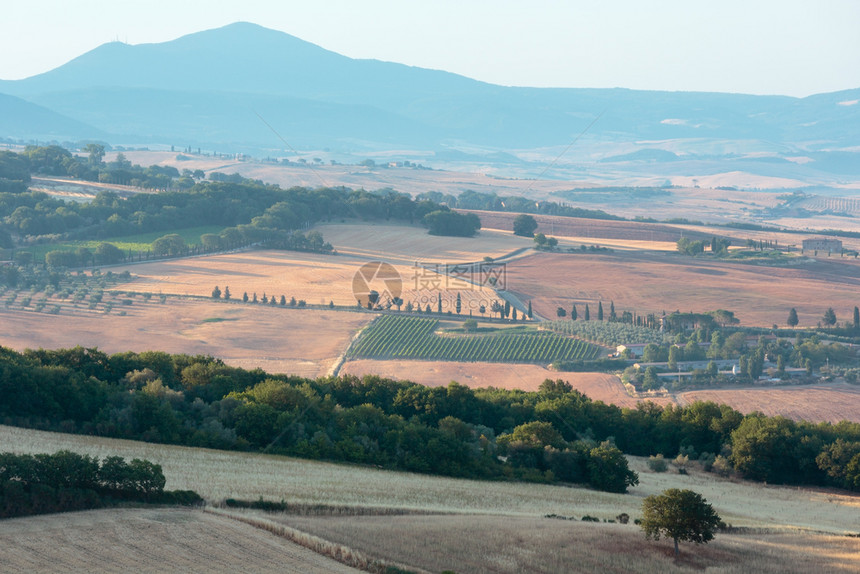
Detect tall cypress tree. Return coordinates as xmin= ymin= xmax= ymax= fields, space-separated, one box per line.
xmin=598 ymin=301 xmax=604 ymax=321
xmin=787 ymin=308 xmax=798 ymax=328
xmin=585 ymin=304 xmax=591 ymax=321
xmin=571 ymin=304 xmax=577 ymax=321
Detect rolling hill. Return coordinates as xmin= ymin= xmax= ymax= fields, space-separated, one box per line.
xmin=1 ymin=21 xmax=859 ymax=182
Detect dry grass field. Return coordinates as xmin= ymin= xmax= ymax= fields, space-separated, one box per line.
xmin=678 ymin=383 xmax=860 ymax=424
xmin=0 ymin=299 xmax=369 ymax=377
xmin=0 ymin=507 xmax=361 ymax=574
xmin=4 ymin=425 xmax=860 ymax=573
xmin=505 ymin=250 xmax=860 ymax=328
xmin=4 ymin=424 xmax=860 ymax=534
xmin=271 ymin=513 xmax=860 ymax=574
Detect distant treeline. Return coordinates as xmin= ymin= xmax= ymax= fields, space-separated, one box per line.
xmin=3 ymin=346 xmax=860 ymax=492
xmin=416 ymin=189 xmax=623 ymax=221
xmin=0 ymin=450 xmax=201 ymax=519
xmin=0 ymin=145 xmax=480 ymax=250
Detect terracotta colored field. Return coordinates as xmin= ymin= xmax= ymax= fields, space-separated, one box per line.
xmin=340 ymin=359 xmax=670 ymax=409
xmin=0 ymin=300 xmax=369 ymax=377
xmin=274 ymin=513 xmax=860 ymax=574
xmin=110 ymin=249 xmax=502 ymax=317
xmin=679 ymin=383 xmax=860 ymax=424
xmin=463 ymin=209 xmax=716 ymax=244
xmin=0 ymin=508 xmax=360 ymax=574
xmin=318 ymin=222 xmax=531 ymax=264
xmin=506 ymin=250 xmax=860 ymax=327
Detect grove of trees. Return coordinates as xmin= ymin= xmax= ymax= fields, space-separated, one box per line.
xmin=0 ymin=450 xmax=200 ymax=518
xmin=2 ymin=346 xmax=860 ymax=493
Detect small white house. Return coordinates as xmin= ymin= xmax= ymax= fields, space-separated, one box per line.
xmin=617 ymin=343 xmax=649 ymax=358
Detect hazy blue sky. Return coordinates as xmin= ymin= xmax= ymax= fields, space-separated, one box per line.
xmin=3 ymin=0 xmax=859 ymax=96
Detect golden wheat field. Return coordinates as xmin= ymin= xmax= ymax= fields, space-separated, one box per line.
xmin=109 ymin=248 xmax=502 ymax=314
xmin=0 ymin=299 xmax=370 ymax=377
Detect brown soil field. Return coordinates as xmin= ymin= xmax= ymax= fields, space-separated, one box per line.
xmin=5 ymin=424 xmax=860 ymax=534
xmin=340 ymin=360 xmax=671 ymax=409
xmin=0 ymin=507 xmax=361 ymax=574
xmin=0 ymin=299 xmax=369 ymax=377
xmin=274 ymin=513 xmax=860 ymax=574
xmin=463 ymin=209 xmax=716 ymax=244
xmin=678 ymin=383 xmax=860 ymax=424
xmin=505 ymin=250 xmax=860 ymax=328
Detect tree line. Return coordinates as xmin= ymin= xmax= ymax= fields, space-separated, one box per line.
xmin=0 ymin=146 xmax=484 ymax=252
xmin=0 ymin=450 xmax=200 ymax=519
xmin=2 ymin=346 xmax=860 ymax=492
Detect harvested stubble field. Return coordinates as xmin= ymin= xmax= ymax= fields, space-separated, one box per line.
xmin=506 ymin=250 xmax=860 ymax=328
xmin=317 ymin=222 xmax=531 ymax=264
xmin=0 ymin=507 xmax=361 ymax=574
xmin=0 ymin=299 xmax=369 ymax=377
xmin=109 ymin=249 xmax=500 ymax=313
xmin=678 ymin=383 xmax=860 ymax=424
xmin=340 ymin=360 xmax=860 ymax=423
xmin=4 ymin=424 xmax=859 ymax=534
xmin=267 ymin=512 xmax=860 ymax=574
xmin=339 ymin=360 xmax=667 ymax=408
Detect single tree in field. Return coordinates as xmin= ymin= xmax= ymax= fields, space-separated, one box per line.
xmin=571 ymin=304 xmax=577 ymax=321
xmin=211 ymin=286 xmax=221 ymax=299
xmin=787 ymin=307 xmax=798 ymax=328
xmin=252 ymin=293 xmax=258 ymax=303
xmin=584 ymin=304 xmax=590 ymax=321
xmin=823 ymin=307 xmax=837 ymax=327
xmin=280 ymin=295 xmax=286 ymax=306
xmin=513 ymin=214 xmax=538 ymax=237
xmin=455 ymin=293 xmax=461 ymax=314
xmin=640 ymin=488 xmax=722 ymax=557
xmin=854 ymin=306 xmax=859 ymax=330
xmin=223 ymin=286 xmax=231 ymax=300
xmin=557 ymin=306 xmax=566 ymax=318
xmin=598 ymin=301 xmax=604 ymax=321
xmin=512 ymin=307 xmax=518 ymax=321
xmin=437 ymin=297 xmax=442 ymax=314
xmin=610 ymin=300 xmax=616 ymax=321
xmin=504 ymin=301 xmax=511 ymax=318
xmin=242 ymin=292 xmax=249 ymax=303
xmin=527 ymin=300 xmax=533 ymax=319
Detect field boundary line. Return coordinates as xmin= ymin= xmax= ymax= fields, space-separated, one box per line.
xmin=206 ymin=506 xmax=430 ymax=574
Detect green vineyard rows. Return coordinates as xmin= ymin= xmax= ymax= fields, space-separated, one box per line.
xmin=347 ymin=315 xmax=601 ymax=363
xmin=541 ymin=319 xmax=669 ymax=347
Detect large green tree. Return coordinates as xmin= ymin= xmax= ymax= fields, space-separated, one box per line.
xmin=787 ymin=308 xmax=799 ymax=328
xmin=512 ymin=213 xmax=538 ymax=237
xmin=640 ymin=488 xmax=721 ymax=556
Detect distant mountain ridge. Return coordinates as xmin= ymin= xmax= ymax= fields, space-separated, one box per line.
xmin=1 ymin=22 xmax=859 ymax=171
